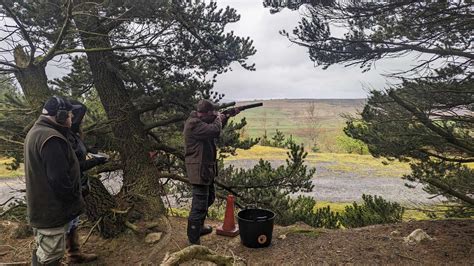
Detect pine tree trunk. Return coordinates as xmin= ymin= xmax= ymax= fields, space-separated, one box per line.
xmin=73 ymin=5 xmax=166 ymax=221
xmin=13 ymin=46 xmax=51 ymax=109
xmin=84 ymin=176 xmax=126 ymax=238
xmin=12 ymin=45 xmax=126 ymax=237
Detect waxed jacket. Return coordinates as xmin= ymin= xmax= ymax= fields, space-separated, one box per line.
xmin=24 ymin=116 xmax=84 ymax=228
xmin=183 ymin=111 xmax=222 ymax=185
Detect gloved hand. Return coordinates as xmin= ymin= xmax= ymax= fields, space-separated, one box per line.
xmin=88 ymin=147 xmax=99 ymax=154
xmin=94 ymin=156 xmax=108 ymax=165
xmin=218 ymin=112 xmax=227 ymax=121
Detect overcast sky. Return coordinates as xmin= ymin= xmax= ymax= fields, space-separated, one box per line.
xmin=213 ymin=0 xmax=417 ymax=101
xmin=37 ymin=1 xmax=421 ymax=101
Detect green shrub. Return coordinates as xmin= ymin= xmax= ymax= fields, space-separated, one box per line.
xmin=277 ymin=196 xmax=340 ymax=229
xmin=340 ymin=194 xmax=404 ymax=228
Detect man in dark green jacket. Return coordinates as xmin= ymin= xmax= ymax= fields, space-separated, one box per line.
xmin=183 ymin=99 xmax=227 ymax=245
xmin=24 ymin=96 xmax=86 ymax=265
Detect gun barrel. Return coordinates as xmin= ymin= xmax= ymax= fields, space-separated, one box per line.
xmin=217 ymin=101 xmax=236 ymax=110
xmin=237 ymin=102 xmax=263 ymax=111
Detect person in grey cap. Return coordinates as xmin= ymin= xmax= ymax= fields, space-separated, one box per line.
xmin=24 ymin=96 xmax=87 ymax=265
xmin=183 ymin=99 xmax=236 ymax=245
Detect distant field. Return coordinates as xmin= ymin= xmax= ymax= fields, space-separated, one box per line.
xmin=233 ymin=99 xmax=366 ymax=152
xmin=226 ymin=145 xmax=410 ymax=178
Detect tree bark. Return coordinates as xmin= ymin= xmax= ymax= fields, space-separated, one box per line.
xmin=13 ymin=46 xmax=51 ymax=110
xmin=84 ymin=176 xmax=126 ymax=238
xmin=12 ymin=43 xmax=124 ymax=238
xmin=73 ymin=4 xmax=166 ymax=219
xmin=161 ymin=245 xmax=245 ymax=266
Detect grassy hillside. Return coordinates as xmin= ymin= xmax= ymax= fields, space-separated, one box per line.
xmin=233 ymin=99 xmax=366 ymax=152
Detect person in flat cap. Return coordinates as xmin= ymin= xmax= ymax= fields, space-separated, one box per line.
xmin=183 ymin=99 xmax=229 ymax=245
xmin=24 ymin=96 xmax=92 ymax=265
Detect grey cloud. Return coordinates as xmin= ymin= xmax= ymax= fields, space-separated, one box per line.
xmin=215 ymin=0 xmax=416 ymax=100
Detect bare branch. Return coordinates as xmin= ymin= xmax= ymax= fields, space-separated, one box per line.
xmin=159 ymin=172 xmax=244 ymax=208
xmin=0 ymin=0 xmax=35 ymax=65
xmin=39 ymin=0 xmax=73 ymax=64
xmin=53 ymin=44 xmax=148 ymax=57
xmin=144 ymin=114 xmax=186 ymax=131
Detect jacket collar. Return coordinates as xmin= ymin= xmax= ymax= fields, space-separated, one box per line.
xmin=36 ymin=116 xmax=70 ymax=137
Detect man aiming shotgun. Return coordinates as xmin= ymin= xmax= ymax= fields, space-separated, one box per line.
xmin=183 ymin=99 xmax=262 ymax=245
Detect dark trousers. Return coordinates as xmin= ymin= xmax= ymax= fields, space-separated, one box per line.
xmin=188 ymin=181 xmax=215 ymax=223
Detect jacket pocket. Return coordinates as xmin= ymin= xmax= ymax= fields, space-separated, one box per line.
xmin=200 ymin=162 xmax=216 ymax=184
xmin=185 ymin=163 xmax=201 ymax=184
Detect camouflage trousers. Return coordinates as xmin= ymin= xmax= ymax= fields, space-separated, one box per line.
xmin=33 ymin=223 xmax=69 ymax=264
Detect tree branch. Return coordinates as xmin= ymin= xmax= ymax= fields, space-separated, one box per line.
xmin=38 ymin=0 xmax=73 ymax=64
xmin=144 ymin=114 xmax=186 ymax=131
xmin=172 ymin=10 xmax=224 ymax=68
xmin=425 ymin=178 xmax=474 ymax=206
xmin=136 ymin=101 xmax=163 ymax=114
xmin=421 ymin=150 xmax=474 ymax=163
xmin=148 ymin=135 xmax=185 ymax=161
xmin=53 ymin=44 xmax=148 ymax=57
xmin=0 ymin=60 xmax=20 ymax=70
xmin=158 ymin=173 xmax=244 ymax=208
xmin=161 ymin=245 xmax=244 ymax=266
xmin=0 ymin=0 xmax=35 ymax=65
xmin=388 ymin=90 xmax=474 ymax=155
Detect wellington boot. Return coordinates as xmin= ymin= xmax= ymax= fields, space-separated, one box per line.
xmin=67 ymin=251 xmax=98 ymax=264
xmin=66 ymin=228 xmax=98 ymax=264
xmin=187 ymin=220 xmax=201 ymax=245
xmin=32 ymin=248 xmax=39 ymax=266
xmin=200 ymin=223 xmax=213 ymax=236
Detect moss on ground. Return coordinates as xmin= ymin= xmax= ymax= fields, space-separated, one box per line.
xmin=0 ymin=157 xmax=23 ymax=178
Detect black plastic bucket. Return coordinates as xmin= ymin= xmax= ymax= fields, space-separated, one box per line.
xmin=237 ymin=208 xmax=275 ymax=248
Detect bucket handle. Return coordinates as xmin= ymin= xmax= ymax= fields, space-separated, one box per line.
xmin=245 ymin=203 xmax=257 ymax=209
xmin=255 ymin=216 xmax=268 ymax=221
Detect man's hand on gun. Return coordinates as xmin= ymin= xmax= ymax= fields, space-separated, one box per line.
xmin=90 ymin=153 xmax=109 ymax=165
xmin=216 ymin=102 xmax=263 ymax=121
xmin=222 ymin=108 xmax=241 ymax=118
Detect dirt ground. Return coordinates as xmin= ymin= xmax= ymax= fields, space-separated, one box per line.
xmin=1 ymin=217 xmax=473 ymax=265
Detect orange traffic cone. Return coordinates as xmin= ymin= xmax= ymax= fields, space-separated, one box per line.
xmin=216 ymin=194 xmax=239 ymax=237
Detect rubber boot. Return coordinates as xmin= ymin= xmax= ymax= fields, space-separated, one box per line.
xmin=187 ymin=220 xmax=201 ymax=245
xmin=32 ymin=248 xmax=39 ymax=266
xmin=66 ymin=227 xmax=98 ymax=264
xmin=200 ymin=220 xmax=213 ymax=236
